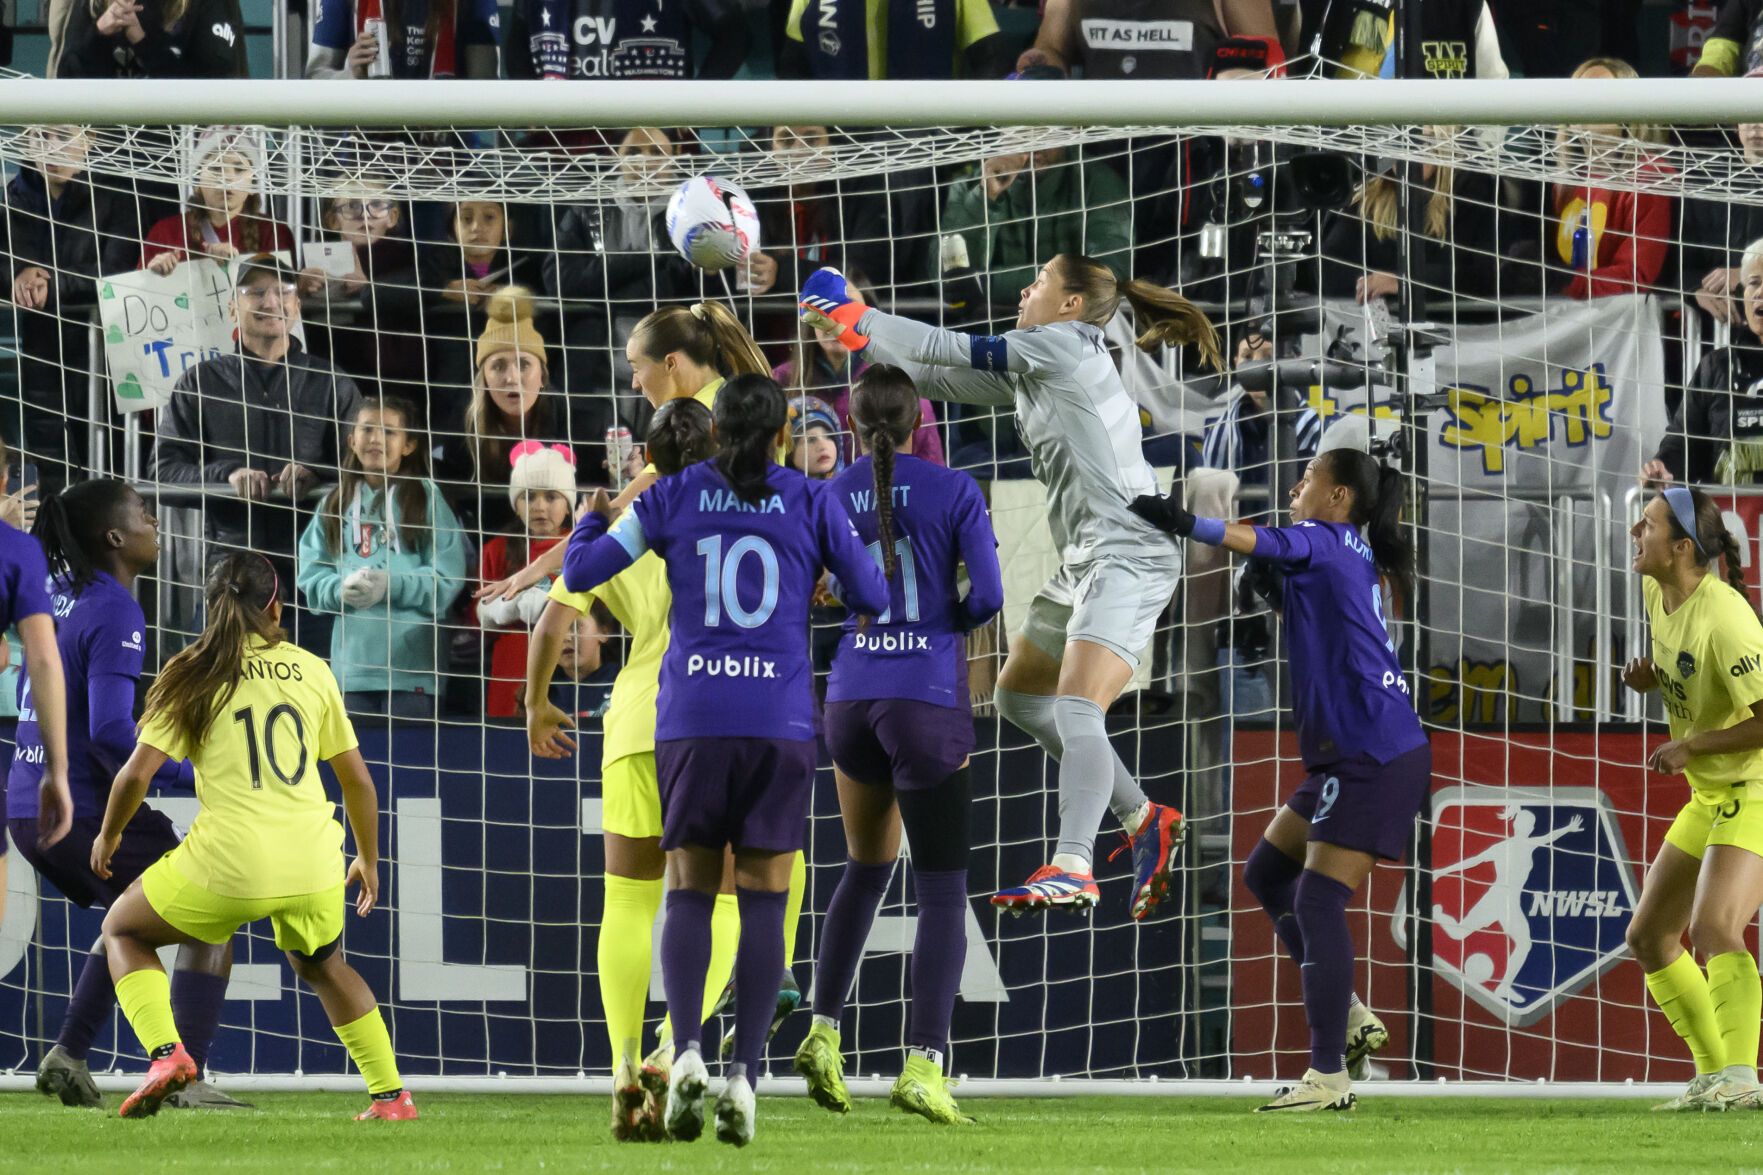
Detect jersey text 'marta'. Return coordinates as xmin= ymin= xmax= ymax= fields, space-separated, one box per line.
xmin=1251 ymin=520 xmax=1425 ymax=769
xmin=825 ymin=454 xmax=1002 ymax=708
xmin=562 ymin=462 xmax=888 ymax=741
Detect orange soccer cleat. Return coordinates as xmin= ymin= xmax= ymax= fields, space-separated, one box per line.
xmin=118 ymin=1043 xmax=198 ymax=1119
xmin=356 ymin=1090 xmax=419 ymax=1121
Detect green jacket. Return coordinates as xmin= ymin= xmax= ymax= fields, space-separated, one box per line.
xmin=940 ymin=154 xmax=1133 ymax=305
xmin=297 ymin=479 xmax=467 ymax=698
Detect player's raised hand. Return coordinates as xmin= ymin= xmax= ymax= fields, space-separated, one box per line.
xmin=1622 ymin=657 xmax=1659 ymax=693
xmin=799 ymin=268 xmax=869 ymax=351
xmin=528 ymin=699 xmax=578 ymax=760
xmin=1129 ymin=490 xmax=1195 ymax=537
xmin=347 ymin=854 xmax=379 ymax=916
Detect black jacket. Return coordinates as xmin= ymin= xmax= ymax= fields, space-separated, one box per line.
xmin=61 ymin=0 xmax=248 ymax=78
xmin=153 ymin=343 xmax=363 ymax=552
xmin=1654 ymin=335 xmax=1763 ymax=485
xmin=1309 ymin=169 xmax=1512 ymax=304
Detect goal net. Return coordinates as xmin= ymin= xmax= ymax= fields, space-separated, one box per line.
xmin=0 ymin=75 xmax=1744 ymax=1090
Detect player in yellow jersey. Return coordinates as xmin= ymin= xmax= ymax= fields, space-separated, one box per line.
xmin=91 ymin=553 xmax=410 ymax=1121
xmin=1623 ymin=487 xmax=1763 ymax=1111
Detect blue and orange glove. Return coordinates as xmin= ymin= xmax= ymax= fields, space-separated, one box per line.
xmin=800 ymin=267 xmax=870 ymax=352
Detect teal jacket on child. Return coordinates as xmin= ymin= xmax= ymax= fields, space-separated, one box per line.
xmin=297 ymin=479 xmax=467 ymax=699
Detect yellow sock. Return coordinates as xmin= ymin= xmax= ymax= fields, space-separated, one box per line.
xmin=659 ymin=892 xmax=742 ymax=1046
xmin=783 ymin=850 xmax=807 ymax=966
xmin=599 ymin=874 xmax=662 ymax=1067
xmin=1646 ymin=951 xmax=1724 ymax=1074
xmin=1707 ymin=950 xmax=1762 ymax=1072
xmin=334 ymin=1007 xmax=402 ymax=1095
xmin=115 ymin=969 xmax=179 ymax=1054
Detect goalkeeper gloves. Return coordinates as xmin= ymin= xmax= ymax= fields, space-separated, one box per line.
xmin=800 ymin=267 xmax=870 ymax=352
xmin=1129 ymin=490 xmax=1196 ymax=537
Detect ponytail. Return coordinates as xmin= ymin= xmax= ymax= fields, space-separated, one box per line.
xmin=1321 ymin=448 xmax=1414 ymax=591
xmin=34 ymin=478 xmax=136 ymax=596
xmin=631 ymin=301 xmax=768 ymax=379
xmin=1720 ymin=529 xmax=1749 ymax=598
xmin=712 ymin=374 xmax=787 ymax=505
xmin=1053 ymin=253 xmax=1223 ymax=370
xmin=144 ymin=552 xmax=283 ymax=749
xmin=849 ymin=364 xmax=922 ymax=580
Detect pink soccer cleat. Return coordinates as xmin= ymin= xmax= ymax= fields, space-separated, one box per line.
xmin=356 ymin=1090 xmax=419 ymax=1120
xmin=118 ymin=1043 xmax=198 ymax=1119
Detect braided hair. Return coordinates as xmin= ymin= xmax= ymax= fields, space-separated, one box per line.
xmin=848 ymin=364 xmax=921 ymax=578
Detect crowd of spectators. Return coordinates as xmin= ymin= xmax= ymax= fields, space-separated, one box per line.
xmin=7 ymin=0 xmax=1763 ymax=721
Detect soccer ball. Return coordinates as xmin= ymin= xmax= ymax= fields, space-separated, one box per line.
xmin=665 ymin=174 xmax=760 ymax=272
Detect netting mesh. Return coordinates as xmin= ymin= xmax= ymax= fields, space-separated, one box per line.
xmin=0 ymin=86 xmax=1749 ymax=1087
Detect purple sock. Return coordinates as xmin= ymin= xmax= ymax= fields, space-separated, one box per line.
xmin=732 ymin=887 xmax=787 ymax=1077
xmin=908 ymin=869 xmax=969 ymax=1056
xmin=661 ymin=889 xmax=717 ymax=1055
xmin=171 ymin=968 xmax=230 ymax=1075
xmin=56 ymin=948 xmax=116 ymax=1061
xmin=1293 ymin=870 xmax=1355 ymax=1075
xmin=1243 ymin=839 xmax=1306 ymax=966
xmin=811 ymin=859 xmax=895 ymax=1022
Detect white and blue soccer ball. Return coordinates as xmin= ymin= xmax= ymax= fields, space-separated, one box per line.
xmin=665 ymin=174 xmax=760 ymax=272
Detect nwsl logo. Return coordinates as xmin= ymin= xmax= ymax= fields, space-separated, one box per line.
xmin=1394 ymin=786 xmax=1638 ymax=1026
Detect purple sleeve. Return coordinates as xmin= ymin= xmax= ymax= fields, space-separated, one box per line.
xmin=87 ymin=672 xmax=142 ymax=778
xmin=561 ymin=512 xmax=637 ymax=595
xmin=1248 ymin=522 xmax=1324 ymax=569
xmin=953 ymin=478 xmax=1002 ymax=627
xmin=8 ymin=536 xmax=50 ymax=624
xmin=817 ymin=485 xmax=890 ymax=615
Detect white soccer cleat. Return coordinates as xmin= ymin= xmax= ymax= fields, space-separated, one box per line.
xmin=665 ymin=1048 xmax=711 ymax=1141
xmin=1254 ymin=1068 xmax=1356 ymax=1113
xmin=1344 ymin=1004 xmax=1388 ymax=1082
xmin=1653 ymin=1072 xmax=1723 ymax=1112
xmin=1703 ymin=1080 xmax=1763 ymax=1111
xmin=715 ymin=1073 xmax=756 ymax=1146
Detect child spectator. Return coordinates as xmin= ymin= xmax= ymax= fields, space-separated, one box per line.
xmin=774 ymin=320 xmax=944 ymax=466
xmin=298 ymin=396 xmax=466 ymax=720
xmin=787 ymin=396 xmax=844 ymax=480
xmin=477 ymin=442 xmax=577 ymax=719
xmin=435 ymin=287 xmax=573 ymax=538
xmin=299 ymin=177 xmax=424 ymax=403
xmin=140 ymin=132 xmax=293 ymax=273
xmin=545 ymin=606 xmax=621 ymax=720
xmin=60 ymin=0 xmax=248 ymax=78
xmin=306 ymin=0 xmax=501 ymax=79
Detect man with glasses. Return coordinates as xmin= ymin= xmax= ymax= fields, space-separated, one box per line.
xmin=152 ymin=255 xmax=363 ymax=651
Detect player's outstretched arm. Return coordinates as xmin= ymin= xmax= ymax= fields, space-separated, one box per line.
xmin=329 ymin=747 xmax=381 ymax=916
xmin=526 ymin=599 xmax=582 ymax=760
xmin=1651 ymin=700 xmax=1763 ymax=776
xmin=92 ymin=741 xmax=171 ymax=879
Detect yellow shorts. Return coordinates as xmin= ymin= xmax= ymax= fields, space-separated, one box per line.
xmin=1664 ymin=781 xmax=1763 ymax=861
xmin=601 ymin=752 xmax=662 ymax=840
xmin=141 ymin=854 xmax=345 ymax=957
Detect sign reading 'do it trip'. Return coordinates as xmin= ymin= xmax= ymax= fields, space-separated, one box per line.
xmin=96 ymin=259 xmax=237 ymax=414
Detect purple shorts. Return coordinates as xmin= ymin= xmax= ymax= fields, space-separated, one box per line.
xmin=8 ymin=808 xmax=180 ymax=908
xmin=1287 ymin=743 xmax=1432 ymax=862
xmin=654 ymin=737 xmax=817 ymax=853
xmin=825 ymin=699 xmax=974 ymax=791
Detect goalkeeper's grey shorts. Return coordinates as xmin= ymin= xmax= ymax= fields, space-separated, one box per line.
xmin=1018 ymin=551 xmax=1180 ymax=670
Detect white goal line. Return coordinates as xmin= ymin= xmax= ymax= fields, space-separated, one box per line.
xmin=5 ymin=77 xmax=1763 ymax=129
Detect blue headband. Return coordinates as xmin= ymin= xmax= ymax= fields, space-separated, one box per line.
xmin=1662 ymin=486 xmax=1710 ymax=562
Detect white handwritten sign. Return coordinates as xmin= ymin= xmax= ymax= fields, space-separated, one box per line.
xmin=96 ymin=259 xmax=236 ymax=413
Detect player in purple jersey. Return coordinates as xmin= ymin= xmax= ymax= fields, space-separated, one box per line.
xmin=562 ymin=374 xmax=889 ymax=1146
xmin=10 ymin=481 xmax=244 ymax=1109
xmin=793 ymin=365 xmax=1002 ymax=1126
xmin=1132 ymin=447 xmax=1430 ymax=1113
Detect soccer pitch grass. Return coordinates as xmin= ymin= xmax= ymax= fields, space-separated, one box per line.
xmin=3 ymin=1092 xmax=1760 ymax=1174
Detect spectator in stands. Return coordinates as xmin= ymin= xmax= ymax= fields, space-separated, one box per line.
xmin=938 ymin=145 xmax=1132 ymax=326
xmin=512 ymin=0 xmax=749 ymax=81
xmin=139 ymin=131 xmax=293 ymax=273
xmin=544 ymin=607 xmax=619 ymax=720
xmin=1305 ymin=0 xmax=1508 ymax=80
xmin=1548 ymin=57 xmax=1673 ymax=300
xmin=1680 ymin=101 xmax=1763 ymax=326
xmin=787 ymin=395 xmax=844 ymax=480
xmin=1016 ymin=0 xmax=1278 ymax=79
xmin=477 ymin=443 xmax=576 ymax=719
xmin=1199 ymin=327 xmax=1319 ymax=485
xmin=1485 ymin=0 xmax=1639 ymax=78
xmin=1644 ymin=238 xmax=1763 ymax=488
xmin=1693 ymin=0 xmax=1763 ymax=77
xmin=776 ymin=0 xmax=1007 ymax=78
xmin=298 ymin=396 xmax=466 ymax=720
xmin=306 ymin=0 xmax=501 ymax=79
xmin=545 ymin=127 xmax=704 ymax=436
xmin=404 ymin=199 xmax=542 ymax=439
xmin=60 ymin=0 xmax=248 ymax=78
xmin=773 ymin=319 xmax=944 ymax=465
xmin=1310 ymin=128 xmax=1510 ymax=306
xmin=298 ymin=178 xmax=424 ymax=404
xmin=152 ymin=254 xmax=363 ymax=648
xmin=434 ymin=287 xmax=572 ymax=537
xmin=1 ymin=125 xmax=159 ymax=493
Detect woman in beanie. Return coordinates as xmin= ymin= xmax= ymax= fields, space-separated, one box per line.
xmin=476 ymin=442 xmax=578 ymax=718
xmin=436 ymin=286 xmax=575 ymax=539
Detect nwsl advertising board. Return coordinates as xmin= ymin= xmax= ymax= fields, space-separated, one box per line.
xmin=1230 ymin=728 xmax=1732 ymax=1082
